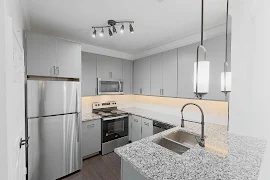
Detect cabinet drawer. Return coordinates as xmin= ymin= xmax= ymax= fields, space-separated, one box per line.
xmin=82 ymin=119 xmax=101 ymax=158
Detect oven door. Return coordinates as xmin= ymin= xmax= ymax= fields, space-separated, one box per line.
xmin=97 ymin=78 xmax=123 ymax=95
xmin=102 ymin=115 xmax=128 ymax=143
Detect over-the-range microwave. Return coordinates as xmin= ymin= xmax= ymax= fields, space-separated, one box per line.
xmin=97 ymin=78 xmax=123 ymax=95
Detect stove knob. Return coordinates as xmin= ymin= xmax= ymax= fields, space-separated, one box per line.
xmin=115 ymin=135 xmax=118 ymax=138
xmin=106 ymin=133 xmax=109 ymax=136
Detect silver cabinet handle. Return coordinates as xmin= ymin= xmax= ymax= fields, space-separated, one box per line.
xmin=134 ymin=119 xmax=138 ymax=122
xmin=56 ymin=67 xmax=59 ymax=76
xmin=144 ymin=122 xmax=149 ymax=126
xmin=53 ymin=66 xmax=56 ymax=75
xmin=160 ymin=89 xmax=162 ymax=95
xmin=76 ymin=113 xmax=80 ymax=142
xmin=87 ymin=124 xmax=95 ymax=128
xmin=162 ymin=89 xmax=164 ymax=95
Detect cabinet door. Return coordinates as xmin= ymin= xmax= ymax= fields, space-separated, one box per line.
xmin=178 ymin=43 xmax=199 ymax=99
xmin=123 ymin=60 xmax=133 ymax=94
xmin=97 ymin=55 xmax=111 ymax=79
xmin=141 ymin=57 xmax=151 ymax=95
xmin=131 ymin=115 xmax=142 ymax=142
xmin=82 ymin=119 xmax=101 ymax=158
xmin=56 ymin=39 xmax=81 ymax=78
xmin=150 ymin=53 xmax=163 ymax=96
xmin=26 ymin=32 xmax=57 ymax=77
xmin=162 ymin=49 xmax=178 ymax=97
xmin=81 ymin=52 xmax=97 ymax=96
xmin=111 ymin=57 xmax=123 ymax=80
xmin=133 ymin=60 xmax=141 ymax=95
xmin=203 ymin=36 xmax=227 ymax=101
xmin=141 ymin=118 xmax=153 ymax=139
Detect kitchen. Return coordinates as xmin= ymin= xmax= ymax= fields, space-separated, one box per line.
xmin=1 ymin=0 xmax=269 ymax=180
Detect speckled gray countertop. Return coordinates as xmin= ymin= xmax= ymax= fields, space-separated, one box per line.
xmin=115 ymin=108 xmax=267 ymax=180
xmin=82 ymin=113 xmax=101 ymax=122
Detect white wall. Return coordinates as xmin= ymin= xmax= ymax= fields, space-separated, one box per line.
xmin=229 ymin=0 xmax=270 ymax=179
xmin=0 ymin=0 xmax=8 ymax=179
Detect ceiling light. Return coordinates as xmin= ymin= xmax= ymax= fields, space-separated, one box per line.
xmin=129 ymin=24 xmax=134 ymax=33
xmin=92 ymin=29 xmax=96 ymax=38
xmin=108 ymin=28 xmax=113 ymax=37
xmin=112 ymin=26 xmax=117 ymax=33
xmin=120 ymin=24 xmax=124 ymax=33
xmin=100 ymin=28 xmax=104 ymax=37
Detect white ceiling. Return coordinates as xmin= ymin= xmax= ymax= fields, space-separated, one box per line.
xmin=25 ymin=0 xmax=227 ymax=55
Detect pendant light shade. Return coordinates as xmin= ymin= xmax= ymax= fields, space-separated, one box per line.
xmin=92 ymin=29 xmax=96 ymax=38
xmin=99 ymin=28 xmax=104 ymax=37
xmin=129 ymin=24 xmax=134 ymax=33
xmin=194 ymin=61 xmax=210 ymax=95
xmin=108 ymin=28 xmax=113 ymax=37
xmin=112 ymin=26 xmax=117 ymax=33
xmin=221 ymin=72 xmax=231 ymax=92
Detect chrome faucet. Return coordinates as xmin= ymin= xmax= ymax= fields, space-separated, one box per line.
xmin=181 ymin=103 xmax=205 ymax=147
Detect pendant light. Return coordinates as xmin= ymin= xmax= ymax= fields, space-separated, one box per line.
xmin=194 ymin=0 xmax=209 ymax=99
xmin=112 ymin=25 xmax=117 ymax=34
xmin=221 ymin=0 xmax=231 ymax=94
xmin=108 ymin=28 xmax=113 ymax=37
xmin=129 ymin=23 xmax=134 ymax=33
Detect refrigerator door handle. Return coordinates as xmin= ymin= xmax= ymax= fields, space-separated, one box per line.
xmin=76 ymin=113 xmax=80 ymax=142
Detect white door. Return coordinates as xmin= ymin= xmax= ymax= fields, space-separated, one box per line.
xmin=5 ymin=16 xmax=26 ymax=180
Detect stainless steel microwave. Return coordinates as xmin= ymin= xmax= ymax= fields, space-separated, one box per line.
xmin=97 ymin=78 xmax=124 ymax=95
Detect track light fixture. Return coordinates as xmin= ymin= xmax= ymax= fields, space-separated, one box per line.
xmin=129 ymin=23 xmax=134 ymax=33
xmin=92 ymin=28 xmax=96 ymax=38
xmin=92 ymin=20 xmax=134 ymax=38
xmin=108 ymin=28 xmax=113 ymax=37
xmin=99 ymin=28 xmax=104 ymax=37
xmin=120 ymin=24 xmax=124 ymax=33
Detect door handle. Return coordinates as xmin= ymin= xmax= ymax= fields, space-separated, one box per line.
xmin=144 ymin=122 xmax=149 ymax=126
xmin=87 ymin=124 xmax=95 ymax=128
xmin=76 ymin=113 xmax=80 ymax=142
xmin=52 ymin=66 xmax=56 ymax=75
xmin=160 ymin=89 xmax=162 ymax=95
xmin=20 ymin=137 xmax=30 ymax=148
xmin=162 ymin=89 xmax=164 ymax=95
xmin=134 ymin=119 xmax=138 ymax=122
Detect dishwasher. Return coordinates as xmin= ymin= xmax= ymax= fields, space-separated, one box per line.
xmin=153 ymin=120 xmax=175 ymax=134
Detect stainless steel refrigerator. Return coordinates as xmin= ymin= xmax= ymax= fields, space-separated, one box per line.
xmin=27 ymin=80 xmax=82 ymax=180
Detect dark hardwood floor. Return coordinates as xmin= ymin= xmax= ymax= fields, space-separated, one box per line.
xmin=62 ymin=153 xmax=121 ymax=180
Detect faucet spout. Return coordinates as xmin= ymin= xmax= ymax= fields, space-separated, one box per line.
xmin=181 ymin=103 xmax=205 ymax=147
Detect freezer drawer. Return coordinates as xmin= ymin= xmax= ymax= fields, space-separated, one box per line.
xmin=28 ymin=114 xmax=82 ymax=180
xmin=27 ymin=80 xmax=81 ymax=118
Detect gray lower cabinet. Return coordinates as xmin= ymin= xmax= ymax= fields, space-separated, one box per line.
xmin=141 ymin=118 xmax=153 ymax=139
xmin=130 ymin=115 xmax=153 ymax=142
xmin=123 ymin=60 xmax=133 ymax=94
xmin=131 ymin=115 xmax=142 ymax=142
xmin=97 ymin=54 xmax=123 ymax=80
xmin=81 ymin=52 xmax=97 ymax=96
xmin=133 ymin=57 xmax=151 ymax=95
xmin=26 ymin=32 xmax=81 ymax=79
xmin=121 ymin=159 xmax=147 ymax=180
xmin=82 ymin=119 xmax=101 ymax=158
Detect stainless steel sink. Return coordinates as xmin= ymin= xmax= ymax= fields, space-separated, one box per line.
xmin=154 ymin=130 xmax=200 ymax=155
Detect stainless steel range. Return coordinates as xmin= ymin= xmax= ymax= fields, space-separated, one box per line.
xmin=92 ymin=101 xmax=129 ymax=155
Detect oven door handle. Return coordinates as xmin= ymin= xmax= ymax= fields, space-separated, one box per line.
xmin=102 ymin=115 xmax=128 ymax=121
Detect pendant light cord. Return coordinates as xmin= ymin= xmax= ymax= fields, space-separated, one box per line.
xmin=224 ymin=0 xmax=229 ymax=98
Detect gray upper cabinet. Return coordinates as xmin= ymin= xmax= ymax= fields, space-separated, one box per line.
xmin=123 ymin=60 xmax=133 ymax=94
xmin=150 ymin=49 xmax=178 ymax=97
xmin=26 ymin=32 xmax=57 ymax=77
xmin=133 ymin=57 xmax=151 ymax=95
xmin=26 ymin=32 xmax=81 ymax=79
xmin=177 ymin=35 xmax=227 ymax=101
xmin=56 ymin=39 xmax=81 ymax=78
xmin=97 ymin=55 xmax=123 ymax=80
xmin=150 ymin=53 xmax=163 ymax=96
xmin=81 ymin=52 xmax=97 ymax=96
xmin=178 ymin=42 xmax=198 ymax=99
xmin=162 ymin=49 xmax=178 ymax=97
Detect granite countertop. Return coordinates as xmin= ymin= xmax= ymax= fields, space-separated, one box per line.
xmin=82 ymin=113 xmax=101 ymax=122
xmin=115 ymin=107 xmax=267 ymax=180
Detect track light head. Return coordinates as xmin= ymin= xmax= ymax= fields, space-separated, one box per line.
xmin=112 ymin=26 xmax=117 ymax=34
xmin=109 ymin=28 xmax=113 ymax=37
xmin=100 ymin=28 xmax=104 ymax=37
xmin=92 ymin=29 xmax=96 ymax=38
xmin=120 ymin=24 xmax=124 ymax=33
xmin=129 ymin=24 xmax=134 ymax=33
